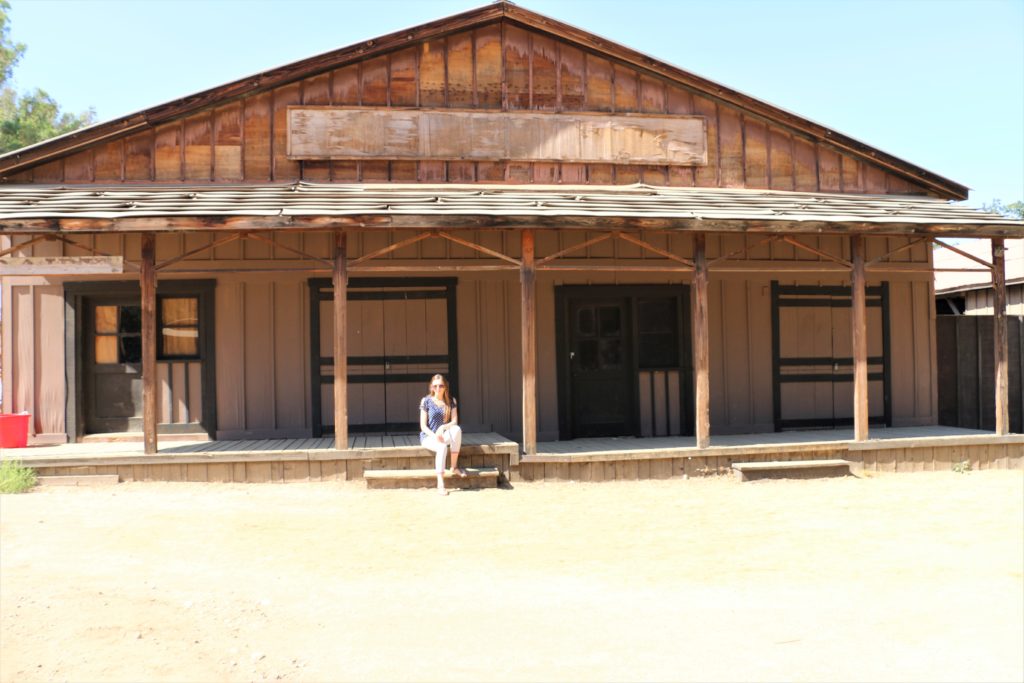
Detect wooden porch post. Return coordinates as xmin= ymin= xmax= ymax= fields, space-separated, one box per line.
xmin=333 ymin=230 xmax=349 ymax=449
xmin=140 ymin=233 xmax=158 ymax=455
xmin=992 ymin=237 xmax=1009 ymax=435
xmin=851 ymin=234 xmax=869 ymax=442
xmin=692 ymin=232 xmax=710 ymax=449
xmin=521 ymin=229 xmax=537 ymax=456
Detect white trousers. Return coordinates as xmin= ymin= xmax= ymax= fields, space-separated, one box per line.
xmin=422 ymin=425 xmax=462 ymax=473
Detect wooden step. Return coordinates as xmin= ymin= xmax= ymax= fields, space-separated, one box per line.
xmin=36 ymin=474 xmax=120 ymax=486
xmin=80 ymin=432 xmax=210 ymax=443
xmin=732 ymin=459 xmax=853 ymax=482
xmin=364 ymin=467 xmax=500 ymax=490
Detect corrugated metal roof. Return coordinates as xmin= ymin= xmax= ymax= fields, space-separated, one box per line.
xmin=0 ymin=182 xmax=1019 ymax=229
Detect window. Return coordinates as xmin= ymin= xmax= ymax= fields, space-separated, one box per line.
xmin=575 ymin=304 xmax=624 ymax=370
xmin=159 ymin=297 xmax=200 ymax=359
xmin=636 ymin=297 xmax=679 ymax=368
xmin=94 ymin=305 xmax=142 ymax=364
xmin=92 ymin=296 xmax=200 ymax=364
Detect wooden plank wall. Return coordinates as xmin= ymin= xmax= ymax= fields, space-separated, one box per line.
xmin=156 ymin=361 xmax=202 ymax=425
xmin=0 ymin=280 xmax=65 ymax=441
xmin=965 ymin=284 xmax=1024 ymax=316
xmin=638 ymin=370 xmax=682 ymax=436
xmin=936 ymin=316 xmax=1024 ymax=434
xmin=2 ymin=233 xmax=936 ymax=441
xmin=7 ymin=22 xmax=932 ymax=197
xmin=1 ymin=234 xmax=67 ymax=436
xmin=214 ymin=275 xmax=311 ymax=439
xmin=0 ymin=299 xmax=199 ymax=439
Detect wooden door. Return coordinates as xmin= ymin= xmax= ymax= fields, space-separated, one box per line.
xmin=557 ymin=285 xmax=691 ymax=440
xmin=777 ymin=303 xmax=836 ymax=426
xmin=83 ymin=297 xmax=144 ymax=433
xmin=311 ymin=278 xmax=457 ymax=435
xmin=69 ymin=282 xmax=214 ymax=441
xmin=566 ymin=297 xmax=634 ymax=437
xmin=772 ymin=283 xmax=891 ymax=431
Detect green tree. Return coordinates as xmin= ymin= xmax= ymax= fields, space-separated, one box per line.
xmin=982 ymin=199 xmax=1024 ymax=220
xmin=0 ymin=0 xmax=24 ymax=83
xmin=0 ymin=0 xmax=95 ymax=153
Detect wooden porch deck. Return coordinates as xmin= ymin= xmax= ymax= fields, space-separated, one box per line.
xmin=2 ymin=432 xmax=516 ymax=463
xmin=520 ymin=426 xmax=1022 ymax=481
xmin=531 ymin=425 xmax=1023 ymax=458
xmin=1 ymin=432 xmax=519 ymax=483
xmin=2 ymin=426 xmax=1019 ymax=483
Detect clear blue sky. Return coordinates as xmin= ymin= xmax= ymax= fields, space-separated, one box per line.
xmin=6 ymin=0 xmax=1023 ymax=207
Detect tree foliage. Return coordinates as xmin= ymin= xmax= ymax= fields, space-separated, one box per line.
xmin=0 ymin=0 xmax=95 ymax=154
xmin=0 ymin=0 xmax=24 ymax=84
xmin=982 ymin=199 xmax=1024 ymax=220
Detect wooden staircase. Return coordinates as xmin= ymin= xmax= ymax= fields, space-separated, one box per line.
xmin=356 ymin=433 xmax=517 ymax=489
xmin=364 ymin=466 xmax=501 ymax=490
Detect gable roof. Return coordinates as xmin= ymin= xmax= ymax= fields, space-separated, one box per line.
xmin=0 ymin=1 xmax=968 ymax=199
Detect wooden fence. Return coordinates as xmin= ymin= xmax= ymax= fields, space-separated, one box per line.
xmin=937 ymin=316 xmax=1024 ymax=433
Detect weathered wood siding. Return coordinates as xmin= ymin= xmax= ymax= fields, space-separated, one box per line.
xmin=963 ymin=284 xmax=1024 ymax=316
xmin=937 ymin=316 xmax=1024 ymax=434
xmin=213 ymin=276 xmax=311 ymax=439
xmin=7 ymin=22 xmax=931 ymax=196
xmin=2 ymin=232 xmax=936 ymax=441
xmin=0 ymin=290 xmax=202 ymax=440
xmin=1 ymin=280 xmax=65 ymax=441
xmin=153 ymin=361 xmax=201 ymax=426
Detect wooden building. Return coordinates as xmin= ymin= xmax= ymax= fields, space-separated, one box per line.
xmin=936 ymin=240 xmax=1024 ymax=316
xmin=1 ymin=3 xmax=1021 ymax=481
xmin=934 ymin=240 xmax=1024 ymax=436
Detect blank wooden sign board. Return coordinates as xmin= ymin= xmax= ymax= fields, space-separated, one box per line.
xmin=288 ymin=107 xmax=707 ymax=165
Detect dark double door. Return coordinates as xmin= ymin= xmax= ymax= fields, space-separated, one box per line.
xmin=310 ymin=278 xmax=458 ymax=435
xmin=771 ymin=282 xmax=892 ymax=431
xmin=557 ymin=286 xmax=692 ymax=439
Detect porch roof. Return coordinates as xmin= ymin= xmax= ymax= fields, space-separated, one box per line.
xmin=0 ymin=182 xmax=1020 ymax=237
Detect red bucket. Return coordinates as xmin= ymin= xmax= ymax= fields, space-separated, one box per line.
xmin=0 ymin=413 xmax=31 ymax=448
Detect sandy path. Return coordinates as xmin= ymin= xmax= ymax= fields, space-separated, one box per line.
xmin=1 ymin=471 xmax=1022 ymax=682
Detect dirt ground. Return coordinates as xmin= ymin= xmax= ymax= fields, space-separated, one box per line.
xmin=1 ymin=470 xmax=1022 ymax=683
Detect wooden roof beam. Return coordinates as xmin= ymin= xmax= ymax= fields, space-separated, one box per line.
xmin=437 ymin=231 xmax=521 ymax=266
xmin=617 ymin=231 xmax=694 ymax=268
xmin=155 ymin=232 xmax=243 ymax=270
xmin=866 ymin=236 xmax=931 ymax=266
xmin=780 ymin=235 xmax=852 ymax=268
xmin=535 ymin=232 xmax=614 ymax=265
xmin=708 ymin=235 xmax=779 ymax=266
xmin=933 ymin=238 xmax=995 ymax=271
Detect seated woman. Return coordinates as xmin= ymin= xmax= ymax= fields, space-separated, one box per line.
xmin=419 ymin=373 xmax=464 ymax=495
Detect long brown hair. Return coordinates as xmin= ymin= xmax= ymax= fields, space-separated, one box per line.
xmin=428 ymin=374 xmax=453 ymax=421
